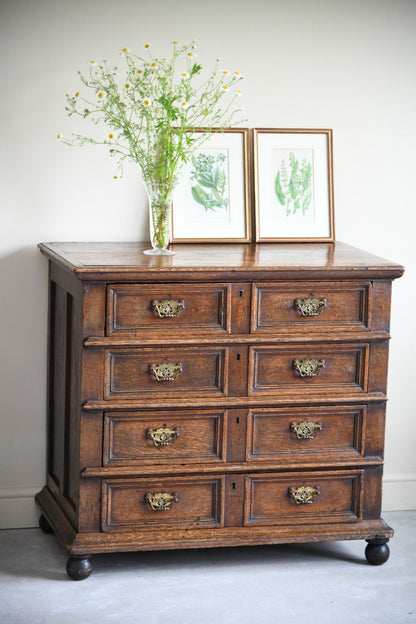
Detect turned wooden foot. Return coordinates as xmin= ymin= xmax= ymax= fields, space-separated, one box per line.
xmin=66 ymin=556 xmax=93 ymax=580
xmin=38 ymin=513 xmax=54 ymax=534
xmin=365 ymin=538 xmax=390 ymax=565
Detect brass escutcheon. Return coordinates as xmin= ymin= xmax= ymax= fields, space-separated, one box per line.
xmin=149 ymin=362 xmax=182 ymax=382
xmin=290 ymin=421 xmax=323 ymax=439
xmin=294 ymin=297 xmax=327 ymax=317
xmin=145 ymin=492 xmax=178 ymax=511
xmin=288 ymin=485 xmax=320 ymax=505
xmin=152 ymin=299 xmax=185 ymax=318
xmin=293 ymin=358 xmax=325 ymax=377
xmin=147 ymin=425 xmax=180 ymax=447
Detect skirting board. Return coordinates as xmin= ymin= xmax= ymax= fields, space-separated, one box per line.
xmin=382 ymin=474 xmax=416 ymax=512
xmin=1 ymin=478 xmax=416 ymax=529
xmin=0 ymin=487 xmax=40 ymax=529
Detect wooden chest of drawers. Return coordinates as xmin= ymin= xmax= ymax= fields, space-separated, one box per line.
xmin=35 ymin=242 xmax=403 ymax=580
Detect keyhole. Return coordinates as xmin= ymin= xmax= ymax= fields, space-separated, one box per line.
xmin=232 ymin=482 xmax=236 ymax=490
xmin=236 ymin=417 xmax=240 ymax=425
xmin=239 ymin=290 xmax=244 ymax=297
xmin=236 ymin=353 xmax=241 ymax=361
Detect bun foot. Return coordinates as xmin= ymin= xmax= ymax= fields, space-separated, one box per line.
xmin=365 ymin=538 xmax=390 ymax=565
xmin=39 ymin=513 xmax=53 ymax=534
xmin=66 ymin=556 xmax=93 ymax=580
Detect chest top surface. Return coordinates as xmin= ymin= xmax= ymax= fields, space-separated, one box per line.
xmin=38 ymin=241 xmax=404 ymax=282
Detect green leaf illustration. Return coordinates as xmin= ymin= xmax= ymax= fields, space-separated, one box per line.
xmin=275 ymin=153 xmax=313 ymax=217
xmin=274 ymin=171 xmax=286 ymax=206
xmin=191 ymin=185 xmax=210 ymax=206
xmin=213 ymin=166 xmax=226 ymax=193
xmin=190 ymin=151 xmax=229 ymax=211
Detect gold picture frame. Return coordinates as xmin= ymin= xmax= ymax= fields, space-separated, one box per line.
xmin=253 ymin=128 xmax=335 ymax=242
xmin=171 ymin=128 xmax=251 ymax=243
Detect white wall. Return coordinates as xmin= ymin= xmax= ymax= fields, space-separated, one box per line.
xmin=0 ymin=0 xmax=415 ymax=528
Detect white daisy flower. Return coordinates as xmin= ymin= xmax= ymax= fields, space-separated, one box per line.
xmin=142 ymin=97 xmax=152 ymax=107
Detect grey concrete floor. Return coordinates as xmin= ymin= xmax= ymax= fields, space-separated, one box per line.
xmin=0 ymin=511 xmax=415 ymax=624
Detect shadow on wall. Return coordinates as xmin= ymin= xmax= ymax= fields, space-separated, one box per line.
xmin=0 ymin=246 xmax=49 ymax=500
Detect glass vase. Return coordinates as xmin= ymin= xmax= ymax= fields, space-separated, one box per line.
xmin=143 ymin=180 xmax=175 ymax=256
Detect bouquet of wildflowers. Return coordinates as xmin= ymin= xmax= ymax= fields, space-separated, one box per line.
xmin=61 ymin=40 xmax=244 ymax=252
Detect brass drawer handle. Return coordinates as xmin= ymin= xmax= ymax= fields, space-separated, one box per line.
xmin=149 ymin=362 xmax=182 ymax=382
xmin=145 ymin=492 xmax=178 ymax=511
xmin=290 ymin=421 xmax=322 ymax=439
xmin=147 ymin=425 xmax=181 ymax=447
xmin=293 ymin=358 xmax=325 ymax=377
xmin=294 ymin=297 xmax=327 ymax=316
xmin=152 ymin=299 xmax=185 ymax=318
xmin=288 ymin=485 xmax=320 ymax=505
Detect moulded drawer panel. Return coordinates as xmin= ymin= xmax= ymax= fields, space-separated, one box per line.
xmin=244 ymin=470 xmax=363 ymax=526
xmin=102 ymin=476 xmax=224 ymax=531
xmin=103 ymin=410 xmax=226 ymax=465
xmin=247 ymin=406 xmax=366 ymax=461
xmin=252 ymin=282 xmax=372 ymax=332
xmin=105 ymin=347 xmax=228 ymax=399
xmin=249 ymin=343 xmax=369 ymax=395
xmin=107 ymin=284 xmax=230 ymax=335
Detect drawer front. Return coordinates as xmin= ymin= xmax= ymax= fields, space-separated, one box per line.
xmin=107 ymin=284 xmax=230 ymax=335
xmin=105 ymin=347 xmax=227 ymax=399
xmin=247 ymin=406 xmax=366 ymax=461
xmin=252 ymin=282 xmax=371 ymax=332
xmin=249 ymin=343 xmax=369 ymax=395
xmin=103 ymin=410 xmax=226 ymax=465
xmin=102 ymin=476 xmax=224 ymax=531
xmin=244 ymin=470 xmax=363 ymax=526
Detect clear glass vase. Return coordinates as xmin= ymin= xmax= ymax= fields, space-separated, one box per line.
xmin=143 ymin=180 xmax=175 ymax=256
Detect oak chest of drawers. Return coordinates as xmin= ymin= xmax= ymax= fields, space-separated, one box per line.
xmin=36 ymin=241 xmax=403 ymax=579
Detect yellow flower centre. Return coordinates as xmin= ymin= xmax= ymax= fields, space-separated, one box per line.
xmin=109 ymin=133 xmax=114 ymax=139
xmin=144 ymin=43 xmax=150 ymax=49
xmin=143 ymin=99 xmax=150 ymax=106
xmin=75 ymin=92 xmax=79 ymax=97
xmin=125 ymin=83 xmax=130 ymax=89
xmin=98 ymin=92 xmax=104 ymax=98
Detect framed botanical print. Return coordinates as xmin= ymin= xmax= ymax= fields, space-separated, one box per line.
xmin=171 ymin=128 xmax=251 ymax=242
xmin=253 ymin=128 xmax=335 ymax=242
